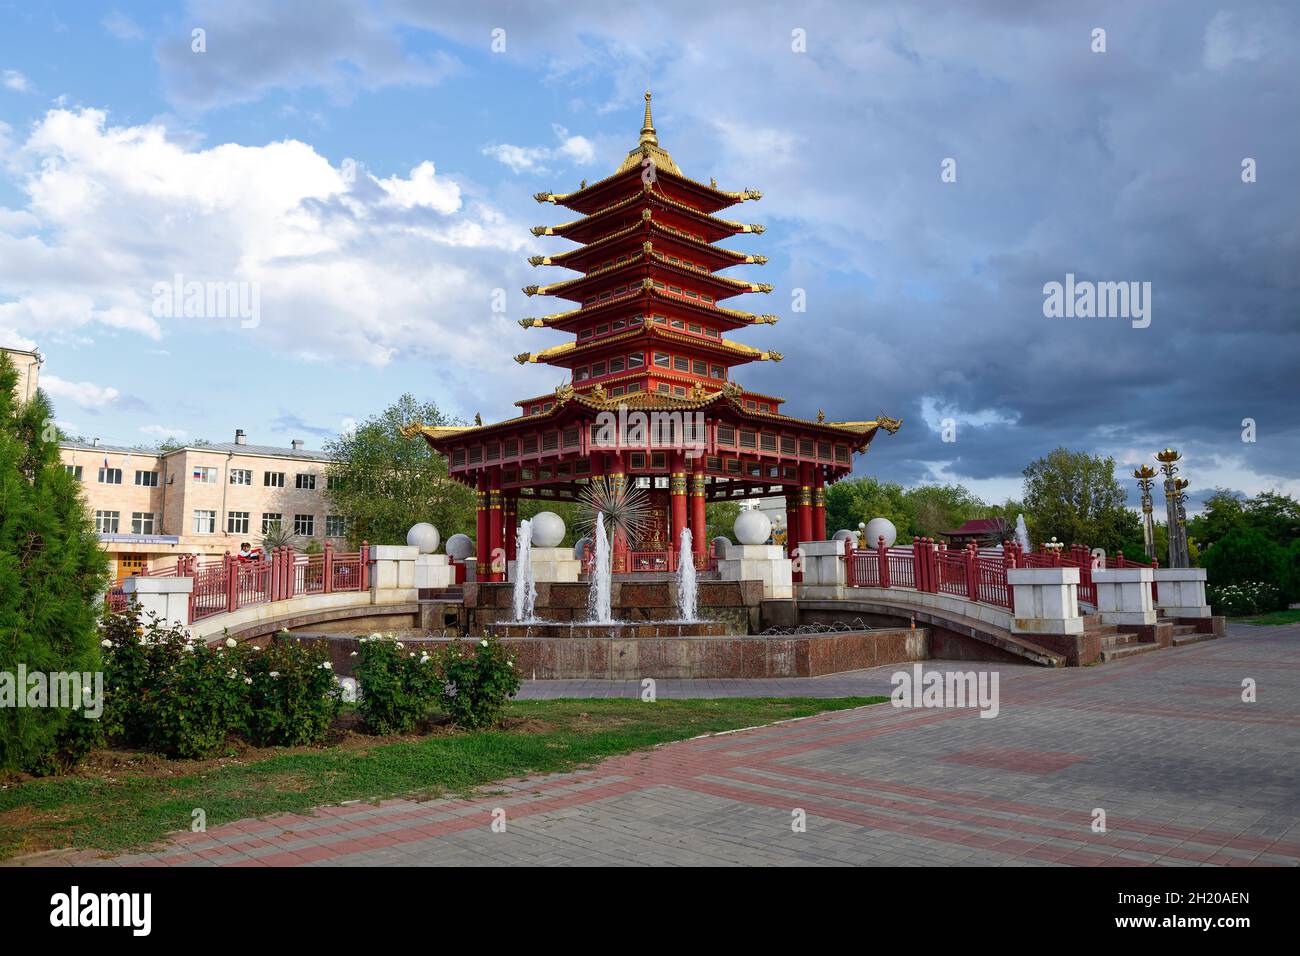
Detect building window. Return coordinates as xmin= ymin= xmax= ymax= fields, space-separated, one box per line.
xmin=134 ymin=469 xmax=158 ymax=486
xmin=229 ymin=468 xmax=253 ymax=485
xmin=295 ymin=473 xmax=316 ymax=490
xmin=673 ymin=356 xmax=689 ymax=372
xmin=264 ymin=471 xmax=285 ymax=487
xmin=262 ymin=513 xmax=283 ymax=534
xmin=65 ymin=465 xmax=83 ymax=481
xmin=609 ymin=357 xmax=625 ymax=373
xmin=227 ymin=511 xmax=250 ymax=534
xmin=325 ymin=515 xmax=350 ymax=538
xmin=94 ymin=510 xmax=120 ymax=534
xmin=628 ymin=352 xmax=644 ymax=369
xmin=653 ymin=352 xmax=670 ymax=368
xmin=131 ymin=512 xmax=155 ymax=535
xmin=192 ymin=466 xmax=218 ymax=484
xmin=711 ymin=364 xmax=725 ymax=378
xmin=574 ymin=367 xmax=589 ymax=382
xmin=692 ymin=360 xmax=707 ymax=375
xmin=294 ymin=514 xmax=315 ymax=536
xmin=591 ymin=361 xmax=607 ymax=377
xmin=193 ymin=510 xmax=217 ymax=534
xmin=326 ymin=475 xmax=345 ymax=491
xmin=98 ymin=467 xmax=122 ymax=485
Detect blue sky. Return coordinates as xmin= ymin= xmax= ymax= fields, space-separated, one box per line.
xmin=1 ymin=0 xmax=1296 ymax=511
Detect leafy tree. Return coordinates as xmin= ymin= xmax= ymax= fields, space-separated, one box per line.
xmin=1022 ymin=447 xmax=1140 ymax=553
xmin=0 ymin=353 xmax=109 ymax=772
xmin=1188 ymin=489 xmax=1247 ymax=549
xmin=825 ymin=477 xmax=913 ymax=539
xmin=1200 ymin=526 xmax=1288 ymax=605
xmin=1243 ymin=491 xmax=1300 ymax=546
xmin=905 ymin=484 xmax=987 ymax=538
xmin=705 ymin=500 xmax=742 ymax=545
xmin=323 ymin=394 xmax=476 ymax=547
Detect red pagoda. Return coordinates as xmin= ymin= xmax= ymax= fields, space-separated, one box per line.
xmin=406 ymin=93 xmax=900 ymax=579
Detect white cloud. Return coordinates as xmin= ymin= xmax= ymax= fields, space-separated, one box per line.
xmin=41 ymin=374 xmax=121 ymax=408
xmin=139 ymin=424 xmax=186 ymax=438
xmin=2 ymin=70 xmax=29 ymax=93
xmin=0 ymin=107 xmax=536 ymax=387
xmin=1203 ymin=10 xmax=1280 ymax=70
xmin=102 ymin=10 xmax=143 ymax=41
xmin=482 ymin=124 xmax=597 ymax=174
xmin=919 ymin=396 xmax=1019 ymax=432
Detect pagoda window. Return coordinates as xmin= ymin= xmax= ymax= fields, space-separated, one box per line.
xmin=653 ymin=352 xmax=670 ymax=367
xmin=626 ymin=381 xmax=640 ymax=392
xmin=768 ymin=465 xmax=781 ymax=479
xmin=612 ymin=319 xmax=625 ymax=330
xmin=758 ymin=402 xmax=769 ymax=413
xmin=688 ymin=322 xmax=701 ymax=334
xmin=468 ymin=447 xmax=483 ymax=464
xmin=673 ymin=356 xmax=689 ymax=372
xmin=674 ymin=386 xmax=687 ymax=397
xmin=652 ymin=314 xmax=667 ymax=324
xmin=579 ymin=328 xmax=593 ymax=339
xmin=745 ymin=400 xmax=757 ymax=410
xmin=652 ymin=280 xmax=666 ymax=289
xmin=610 ymin=357 xmax=625 ymax=373
xmin=630 ymin=453 xmax=646 ymax=469
xmin=521 ymin=468 xmax=535 ymax=480
xmin=539 ymin=466 xmax=552 ymax=480
xmin=504 ymin=439 xmax=519 ymax=457
xmin=685 ymin=289 xmax=699 ymax=300
xmin=705 ymin=328 xmax=719 ymax=338
xmin=706 ymin=456 xmax=721 ymax=471
xmin=523 ymin=436 xmax=538 ymax=454
xmin=486 ymin=442 xmax=500 ymax=461
xmin=592 ymin=361 xmax=607 ymax=377
xmin=611 ymin=386 xmax=625 ymax=397
xmin=760 ymin=434 xmax=777 ymax=452
xmin=783 ymin=465 xmax=797 ymax=480
xmin=739 ymin=430 xmax=757 ymax=449
xmin=575 ymin=459 xmax=591 ymax=474
xmin=598 ymin=291 xmax=611 ymax=301
xmin=584 ymin=296 xmax=596 ymax=306
xmin=711 ymin=365 xmax=725 ymax=378
xmin=725 ymin=459 xmax=742 ymax=475
xmin=558 ymin=463 xmax=572 ymax=477
xmin=575 ymin=368 xmax=590 ymax=382
xmin=692 ymin=360 xmax=707 ymax=376
xmin=702 ymin=294 xmax=714 ymax=304
xmin=670 ymin=285 xmax=682 ymax=294
xmin=613 ymin=285 xmax=628 ymax=296
xmin=670 ymin=318 xmax=685 ymax=330
xmin=652 ymin=452 xmax=667 ymax=469
xmin=717 ymin=425 xmax=735 ymax=446
xmin=596 ymin=324 xmax=609 ymax=335
xmin=563 ymin=428 xmax=580 ymax=448
xmin=835 ymin=445 xmax=850 ymax=464
xmin=543 ymin=402 xmax=554 ymax=411
xmin=542 ymin=433 xmax=558 ymax=452
xmin=747 ymin=462 xmax=762 ymax=478
xmin=799 ymin=438 xmax=814 ymax=457
xmin=452 ymin=450 xmax=466 ymax=467
xmin=657 ymin=383 xmax=670 ymax=394
xmin=781 ymin=436 xmax=796 ymax=454
xmin=628 ymin=353 xmax=644 ymax=369
xmin=818 ymin=441 xmax=832 ymax=460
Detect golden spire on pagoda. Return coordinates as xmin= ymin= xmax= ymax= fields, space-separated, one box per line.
xmin=640 ymin=91 xmax=658 ymax=146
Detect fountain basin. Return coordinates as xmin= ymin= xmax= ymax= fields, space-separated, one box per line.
xmin=487 ymin=620 xmax=728 ymax=640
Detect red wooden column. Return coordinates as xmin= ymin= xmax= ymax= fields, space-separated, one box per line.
xmin=669 ymin=451 xmax=687 ymax=553
xmin=504 ymin=494 xmax=518 ymax=564
xmin=689 ymin=460 xmax=707 ymax=560
xmin=798 ymin=463 xmax=814 ymax=549
xmin=785 ymin=489 xmax=800 ymax=559
xmin=609 ymin=453 xmax=627 ymax=573
xmin=812 ymin=466 xmax=826 ymax=541
xmin=475 ymin=471 xmax=490 ymax=578
xmin=488 ymin=467 xmax=503 ymax=582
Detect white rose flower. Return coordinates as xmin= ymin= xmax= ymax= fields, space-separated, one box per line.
xmin=100 ymin=639 xmax=113 ymax=648
xmin=225 ymin=637 xmax=237 ymax=648
xmin=269 ymin=671 xmax=280 ymax=678
xmin=395 ymin=642 xmax=404 ymax=649
xmin=320 ymin=661 xmax=332 ymax=670
xmin=244 ymin=677 xmax=253 ymax=685
xmin=369 ymin=632 xmax=382 ymax=641
xmin=350 ymin=651 xmax=358 ymax=657
xmin=480 ymin=639 xmax=489 ymax=647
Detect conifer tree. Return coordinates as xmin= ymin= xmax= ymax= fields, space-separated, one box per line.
xmin=0 ymin=353 xmax=108 ymax=771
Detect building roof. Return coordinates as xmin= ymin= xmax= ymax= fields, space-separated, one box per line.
xmin=60 ymin=440 xmax=334 ymax=462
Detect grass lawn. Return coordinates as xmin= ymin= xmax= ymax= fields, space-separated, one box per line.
xmin=0 ymin=696 xmax=883 ymax=861
xmin=1241 ymin=608 xmax=1300 ymax=626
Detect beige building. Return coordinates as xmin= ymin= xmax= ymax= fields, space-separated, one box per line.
xmin=2 ymin=346 xmax=42 ymax=404
xmin=61 ymin=430 xmax=352 ymax=583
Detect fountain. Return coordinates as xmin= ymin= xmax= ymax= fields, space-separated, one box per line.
xmin=675 ymin=527 xmax=698 ymax=622
xmin=587 ymin=512 xmax=612 ymax=624
xmin=1015 ymin=513 xmax=1032 ymax=552
xmin=512 ymin=517 xmax=538 ymax=623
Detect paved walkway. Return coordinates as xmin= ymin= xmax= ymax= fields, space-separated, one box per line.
xmin=60 ymin=623 xmax=1300 ymax=866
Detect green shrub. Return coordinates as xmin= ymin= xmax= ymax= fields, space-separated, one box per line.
xmin=436 ymin=637 xmax=520 ymax=731
xmin=241 ymin=635 xmax=338 ymax=746
xmin=1207 ymin=582 xmax=1284 ymax=617
xmin=145 ymin=639 xmax=246 ymax=758
xmin=353 ymin=634 xmax=440 ymax=735
xmin=99 ymin=606 xmax=196 ymax=747
xmin=1201 ymin=527 xmax=1287 ymax=597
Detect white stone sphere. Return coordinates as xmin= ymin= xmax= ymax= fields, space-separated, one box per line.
xmin=833 ymin=529 xmax=856 ymax=547
xmin=573 ymin=536 xmax=592 ymax=560
xmin=711 ymin=535 xmax=731 ymax=558
xmin=406 ymin=522 xmax=440 ymax=554
xmin=530 ymin=511 xmax=565 ymax=548
xmin=863 ymin=517 xmax=898 ymax=549
xmin=734 ymin=509 xmax=772 ymax=546
xmin=445 ymin=533 xmax=474 ymax=561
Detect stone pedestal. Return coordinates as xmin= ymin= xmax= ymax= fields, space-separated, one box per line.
xmin=414 ymin=553 xmax=455 ymax=590
xmin=800 ymin=540 xmax=847 ymax=588
xmin=1154 ymin=568 xmax=1210 ymax=617
xmin=369 ymin=545 xmax=417 ymax=591
xmin=526 ymin=547 xmax=582 ymax=583
xmin=1007 ymin=567 xmax=1084 ymax=635
xmin=719 ymin=544 xmax=793 ymax=600
xmin=1092 ymin=567 xmax=1157 ymax=626
xmin=122 ymin=575 xmax=194 ymax=633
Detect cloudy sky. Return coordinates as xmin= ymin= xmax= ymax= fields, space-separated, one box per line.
xmin=1 ymin=0 xmax=1295 ymax=510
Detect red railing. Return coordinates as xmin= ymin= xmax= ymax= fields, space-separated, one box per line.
xmin=581 ymin=546 xmax=715 ymax=575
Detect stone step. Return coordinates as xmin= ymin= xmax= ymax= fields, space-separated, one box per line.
xmin=1101 ymin=632 xmax=1142 ymax=647
xmin=1171 ymin=624 xmax=1200 ymax=636
xmin=1100 ymin=642 xmax=1161 ymax=662
xmin=1173 ymin=631 xmax=1216 ymax=647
